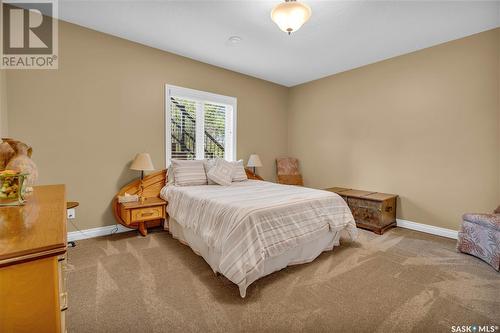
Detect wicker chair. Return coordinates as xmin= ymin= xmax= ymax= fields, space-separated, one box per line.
xmin=276 ymin=157 xmax=303 ymax=186
xmin=457 ymin=205 xmax=500 ymax=271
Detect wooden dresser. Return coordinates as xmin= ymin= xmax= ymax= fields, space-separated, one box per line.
xmin=325 ymin=187 xmax=398 ymax=235
xmin=0 ymin=185 xmax=68 ymax=333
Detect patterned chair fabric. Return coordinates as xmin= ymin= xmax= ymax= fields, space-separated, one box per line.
xmin=457 ymin=208 xmax=500 ymax=271
xmin=276 ymin=157 xmax=304 ymax=186
xmin=276 ymin=157 xmax=300 ymax=176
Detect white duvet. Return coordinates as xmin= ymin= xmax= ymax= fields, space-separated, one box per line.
xmin=161 ymin=180 xmax=357 ymax=296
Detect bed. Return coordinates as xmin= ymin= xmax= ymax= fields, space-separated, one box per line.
xmin=159 ymin=172 xmax=357 ymax=297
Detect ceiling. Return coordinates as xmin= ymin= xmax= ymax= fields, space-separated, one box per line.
xmin=58 ymin=1 xmax=500 ymax=87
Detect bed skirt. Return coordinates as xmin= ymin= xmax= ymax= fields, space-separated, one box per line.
xmin=165 ymin=217 xmax=344 ymax=297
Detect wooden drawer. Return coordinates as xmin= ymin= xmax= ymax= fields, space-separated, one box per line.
xmin=130 ymin=206 xmax=164 ymax=222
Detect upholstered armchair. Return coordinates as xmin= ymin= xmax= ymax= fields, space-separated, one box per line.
xmin=276 ymin=157 xmax=304 ymax=186
xmin=457 ymin=205 xmax=500 ymax=271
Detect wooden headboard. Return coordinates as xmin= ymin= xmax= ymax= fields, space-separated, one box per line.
xmin=245 ymin=168 xmax=264 ymax=181
xmin=112 ymin=168 xmax=263 ymax=227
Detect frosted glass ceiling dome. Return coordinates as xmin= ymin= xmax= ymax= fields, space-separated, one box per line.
xmin=271 ymin=0 xmax=312 ymax=35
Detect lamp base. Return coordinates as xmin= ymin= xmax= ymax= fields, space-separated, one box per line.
xmin=138 ymin=177 xmax=145 ymax=203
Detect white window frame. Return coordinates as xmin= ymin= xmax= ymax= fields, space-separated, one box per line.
xmin=165 ymin=85 xmax=237 ymax=167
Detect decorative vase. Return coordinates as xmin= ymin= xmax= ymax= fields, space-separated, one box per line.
xmin=0 ymin=141 xmax=15 ymax=171
xmin=5 ymin=143 xmax=38 ymax=188
xmin=2 ymin=138 xmax=33 ymax=157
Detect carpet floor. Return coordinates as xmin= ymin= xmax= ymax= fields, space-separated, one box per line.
xmin=66 ymin=227 xmax=499 ymax=333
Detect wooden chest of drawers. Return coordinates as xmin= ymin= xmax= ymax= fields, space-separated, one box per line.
xmin=325 ymin=187 xmax=398 ymax=235
xmin=0 ymin=185 xmax=68 ymax=333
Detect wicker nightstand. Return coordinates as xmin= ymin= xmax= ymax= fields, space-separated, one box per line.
xmin=119 ymin=197 xmax=167 ymax=236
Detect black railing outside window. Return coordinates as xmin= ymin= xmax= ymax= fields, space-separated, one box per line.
xmin=170 ymin=97 xmax=225 ymax=160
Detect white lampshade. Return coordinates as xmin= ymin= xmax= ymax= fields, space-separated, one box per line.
xmin=271 ymin=0 xmax=312 ymax=35
xmin=130 ymin=153 xmax=155 ymax=171
xmin=247 ymin=154 xmax=263 ymax=168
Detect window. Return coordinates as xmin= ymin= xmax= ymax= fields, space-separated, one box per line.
xmin=165 ymin=85 xmax=237 ymax=166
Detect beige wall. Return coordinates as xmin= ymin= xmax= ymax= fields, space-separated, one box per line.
xmin=6 ymin=21 xmax=288 ymax=230
xmin=5 ymin=21 xmax=499 ymax=232
xmin=288 ymin=28 xmax=500 ymax=230
xmin=0 ymin=69 xmax=7 ymax=137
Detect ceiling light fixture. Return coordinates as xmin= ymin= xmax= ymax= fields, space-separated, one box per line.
xmin=271 ymin=0 xmax=312 ymax=35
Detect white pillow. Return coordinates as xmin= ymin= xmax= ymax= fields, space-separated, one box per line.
xmin=207 ymin=158 xmax=234 ymax=186
xmin=167 ymin=165 xmax=175 ymax=185
xmin=231 ymin=160 xmax=248 ymax=182
xmin=171 ymin=159 xmax=207 ymax=186
xmin=203 ymin=159 xmax=217 ymax=185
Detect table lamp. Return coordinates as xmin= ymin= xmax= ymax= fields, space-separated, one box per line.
xmin=130 ymin=153 xmax=155 ymax=203
xmin=247 ymin=154 xmax=263 ymax=175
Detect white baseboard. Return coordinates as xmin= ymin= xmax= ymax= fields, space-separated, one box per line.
xmin=67 ymin=224 xmax=132 ymax=242
xmin=397 ymin=219 xmax=458 ymax=239
xmin=68 ymin=219 xmax=458 ymax=242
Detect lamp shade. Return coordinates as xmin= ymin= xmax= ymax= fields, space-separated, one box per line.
xmin=130 ymin=153 xmax=155 ymax=171
xmin=247 ymin=154 xmax=263 ymax=168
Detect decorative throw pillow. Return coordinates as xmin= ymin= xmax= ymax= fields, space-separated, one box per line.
xmin=203 ymin=159 xmax=217 ymax=185
xmin=171 ymin=159 xmax=207 ymax=186
xmin=231 ymin=160 xmax=248 ymax=182
xmin=207 ymin=158 xmax=234 ymax=186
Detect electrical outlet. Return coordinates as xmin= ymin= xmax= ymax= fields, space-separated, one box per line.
xmin=67 ymin=208 xmax=76 ymax=219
